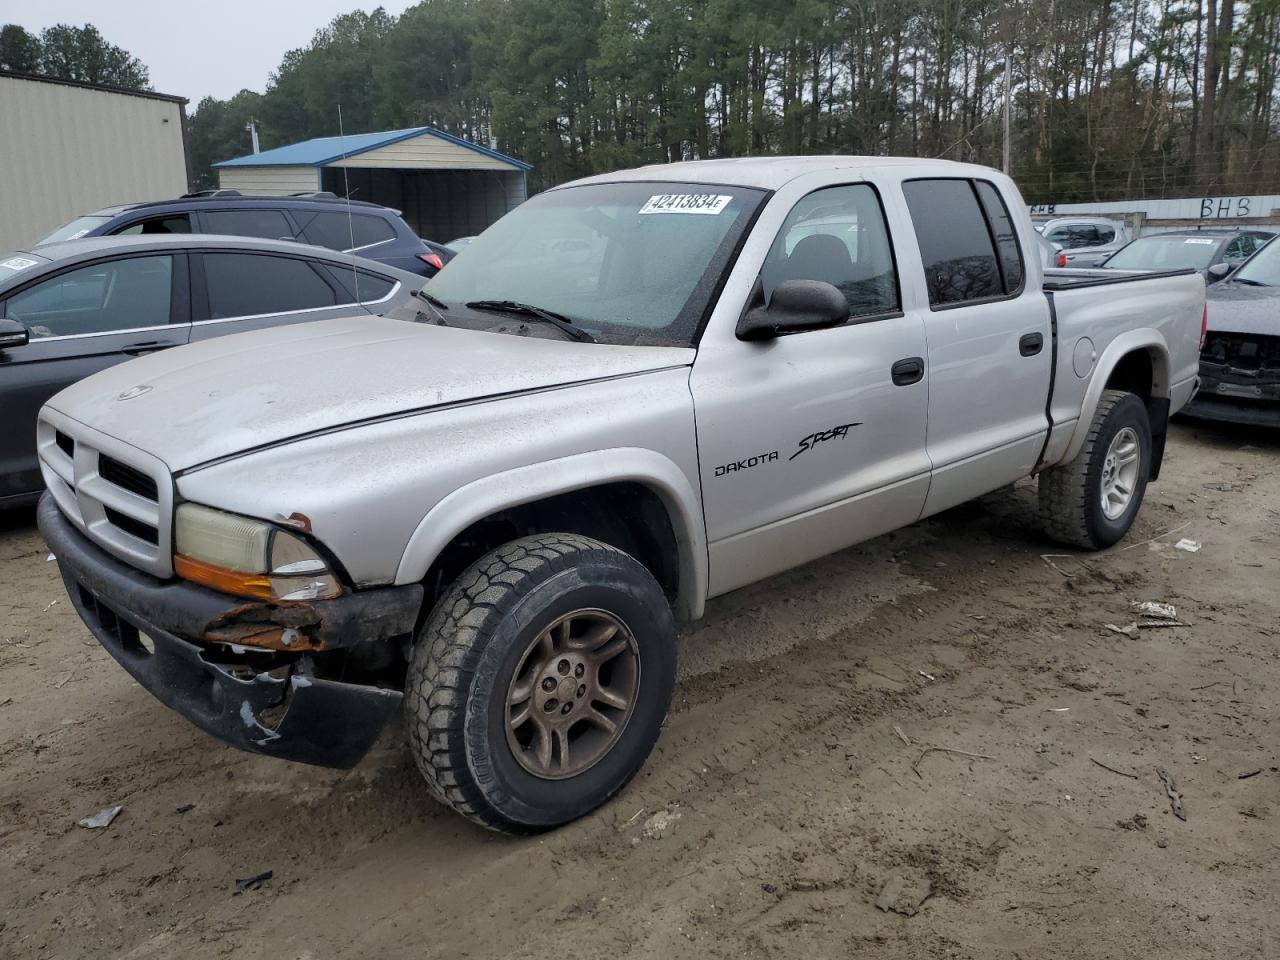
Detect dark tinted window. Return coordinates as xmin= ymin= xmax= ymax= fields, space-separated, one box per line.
xmin=296 ymin=211 xmax=397 ymax=251
xmin=761 ymin=184 xmax=899 ymax=320
xmin=1096 ymin=225 xmax=1116 ymax=244
xmin=203 ymin=254 xmax=338 ymax=319
xmin=902 ymin=179 xmax=1002 ymax=306
xmin=8 ymin=255 xmax=173 ymax=338
xmin=320 ymin=264 xmax=396 ymax=302
xmin=115 ymin=215 xmax=192 ymax=236
xmin=973 ymin=181 xmax=1025 ymax=294
xmin=202 ymin=209 xmax=295 ymax=241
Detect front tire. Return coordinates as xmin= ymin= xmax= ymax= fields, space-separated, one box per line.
xmin=1040 ymin=389 xmax=1152 ymax=549
xmin=405 ymin=534 xmax=676 ymax=833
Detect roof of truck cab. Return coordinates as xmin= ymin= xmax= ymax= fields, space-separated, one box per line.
xmin=560 ymin=156 xmax=997 ymax=191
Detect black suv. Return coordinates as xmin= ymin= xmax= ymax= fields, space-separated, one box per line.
xmin=37 ymin=190 xmax=454 ymax=278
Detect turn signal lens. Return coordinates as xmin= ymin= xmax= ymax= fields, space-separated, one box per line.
xmin=173 ymin=504 xmax=342 ymax=601
xmin=419 ymin=253 xmax=445 ymax=270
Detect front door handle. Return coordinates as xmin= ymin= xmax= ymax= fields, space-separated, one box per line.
xmin=122 ymin=339 xmax=176 ymax=356
xmin=1019 ymin=332 xmax=1044 ymax=357
xmin=891 ymin=356 xmax=925 ymax=386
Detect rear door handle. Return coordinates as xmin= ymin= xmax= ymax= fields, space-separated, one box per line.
xmin=1019 ymin=332 xmax=1044 ymax=357
xmin=122 ymin=339 xmax=176 ymax=356
xmin=891 ymin=356 xmax=925 ymax=386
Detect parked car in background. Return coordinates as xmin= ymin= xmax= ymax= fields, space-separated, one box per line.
xmin=1183 ymin=234 xmax=1280 ymax=426
xmin=1100 ymin=230 xmax=1273 ymax=283
xmin=1034 ymin=217 xmax=1130 ymax=267
xmin=0 ymin=235 xmax=419 ymax=507
xmin=37 ymin=157 xmax=1204 ymax=832
xmin=37 ymin=191 xmax=455 ymax=278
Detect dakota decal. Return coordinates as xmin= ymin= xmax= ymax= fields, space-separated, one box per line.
xmin=789 ymin=422 xmax=861 ymax=461
xmin=714 ymin=451 xmax=779 ymax=477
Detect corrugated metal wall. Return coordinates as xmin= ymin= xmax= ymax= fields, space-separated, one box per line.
xmin=218 ymin=166 xmax=321 ymax=194
xmin=0 ymin=75 xmax=188 ymax=251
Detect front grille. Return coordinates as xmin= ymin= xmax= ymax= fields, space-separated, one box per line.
xmin=99 ymin=454 xmax=159 ymax=501
xmin=104 ymin=506 xmax=160 ymax=544
xmin=36 ymin=411 xmax=174 ymax=577
xmin=1203 ymin=332 xmax=1280 ymax=377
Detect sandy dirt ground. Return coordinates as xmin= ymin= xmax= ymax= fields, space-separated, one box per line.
xmin=1 ymin=418 xmax=1277 ymax=960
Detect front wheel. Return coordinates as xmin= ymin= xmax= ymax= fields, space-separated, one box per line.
xmin=405 ymin=534 xmax=676 ymax=833
xmin=1040 ymin=389 xmax=1152 ymax=549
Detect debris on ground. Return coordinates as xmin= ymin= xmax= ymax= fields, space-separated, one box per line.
xmin=1091 ymin=757 xmax=1138 ymax=779
xmin=1105 ymin=623 xmax=1140 ymax=639
xmin=641 ymin=808 xmax=681 ymax=840
xmin=1174 ymin=538 xmax=1202 ymax=553
xmin=233 ymin=870 xmax=273 ymax=894
xmin=42 ymin=600 xmax=58 ymax=612
xmin=1133 ymin=601 xmax=1177 ymax=620
xmin=1201 ymin=481 xmax=1237 ymax=491
xmin=1238 ymin=770 xmax=1263 ymax=780
xmin=175 ymin=803 xmax=196 ymax=814
xmin=1157 ymin=769 xmax=1187 ymax=821
xmin=917 ymin=670 xmax=936 ymax=682
xmin=1117 ymin=813 xmax=1148 ymax=830
xmin=45 ymin=553 xmax=55 ymax=561
xmin=77 ymin=805 xmax=123 ymax=829
xmin=874 ymin=873 xmax=933 ymax=916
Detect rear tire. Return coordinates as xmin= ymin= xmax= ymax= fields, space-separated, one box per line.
xmin=1040 ymin=389 xmax=1151 ymax=550
xmin=405 ymin=533 xmax=676 ymax=833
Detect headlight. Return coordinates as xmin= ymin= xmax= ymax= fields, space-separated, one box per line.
xmin=173 ymin=504 xmax=342 ymax=601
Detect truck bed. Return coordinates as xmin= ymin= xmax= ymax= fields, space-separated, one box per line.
xmin=1042 ymin=267 xmax=1199 ymax=291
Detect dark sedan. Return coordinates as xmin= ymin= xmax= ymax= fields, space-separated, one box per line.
xmin=1182 ymin=236 xmax=1280 ymax=426
xmin=1101 ymin=230 xmax=1272 ymax=283
xmin=0 ymin=235 xmax=418 ymax=507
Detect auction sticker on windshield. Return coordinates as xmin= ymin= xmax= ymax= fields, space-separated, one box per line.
xmin=1184 ymin=238 xmax=1215 ymax=244
xmin=640 ymin=194 xmax=733 ymax=215
xmin=1 ymin=256 xmax=39 ymax=271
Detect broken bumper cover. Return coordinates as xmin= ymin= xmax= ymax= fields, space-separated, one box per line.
xmin=38 ymin=493 xmax=422 ymax=768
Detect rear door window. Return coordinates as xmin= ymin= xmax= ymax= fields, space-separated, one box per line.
xmin=973 ymin=181 xmax=1025 ymax=295
xmin=319 ymin=264 xmax=396 ymax=303
xmin=296 ymin=211 xmax=397 ymax=251
xmin=113 ymin=214 xmax=192 ymax=236
xmin=6 ymin=256 xmax=174 ymax=338
xmin=201 ymin=209 xmax=296 ymax=241
xmin=902 ymin=179 xmax=1003 ymax=307
xmin=202 ymin=253 xmax=339 ymax=319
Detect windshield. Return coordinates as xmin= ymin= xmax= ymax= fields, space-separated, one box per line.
xmin=37 ymin=216 xmax=111 ymax=245
xmin=1105 ymin=236 xmax=1219 ymax=272
xmin=421 ymin=181 xmax=766 ymax=346
xmin=1231 ymin=237 xmax=1280 ymax=285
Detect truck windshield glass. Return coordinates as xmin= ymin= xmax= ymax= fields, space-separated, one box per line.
xmin=38 ymin=216 xmax=112 ymax=245
xmin=421 ymin=181 xmax=766 ymax=346
xmin=1105 ymin=236 xmax=1219 ymax=272
xmin=1231 ymin=238 xmax=1280 ymax=286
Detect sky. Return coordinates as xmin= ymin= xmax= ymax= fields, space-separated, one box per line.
xmin=5 ymin=0 xmax=417 ymax=103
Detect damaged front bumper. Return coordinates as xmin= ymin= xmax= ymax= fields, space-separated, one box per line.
xmin=1184 ymin=333 xmax=1280 ymax=427
xmin=38 ymin=493 xmax=423 ymax=768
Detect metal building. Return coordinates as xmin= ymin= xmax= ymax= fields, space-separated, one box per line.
xmin=215 ymin=127 xmax=530 ymax=242
xmin=0 ymin=71 xmax=190 ymax=251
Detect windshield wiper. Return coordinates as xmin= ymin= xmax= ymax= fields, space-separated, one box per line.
xmin=465 ymin=300 xmax=596 ymax=343
xmin=1232 ymin=277 xmax=1270 ymax=287
xmin=410 ymin=288 xmax=450 ymax=324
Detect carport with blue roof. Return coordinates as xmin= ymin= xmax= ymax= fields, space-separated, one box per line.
xmin=215 ymin=127 xmax=530 ymax=244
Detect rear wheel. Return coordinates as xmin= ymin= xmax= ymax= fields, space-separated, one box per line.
xmin=1040 ymin=389 xmax=1152 ymax=549
xmin=405 ymin=533 xmax=676 ymax=833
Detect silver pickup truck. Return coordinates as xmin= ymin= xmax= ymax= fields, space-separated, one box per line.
xmin=38 ymin=158 xmax=1204 ymax=832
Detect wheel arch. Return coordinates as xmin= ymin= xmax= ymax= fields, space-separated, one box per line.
xmin=394 ymin=448 xmax=708 ymax=621
xmin=1064 ymin=332 xmax=1171 ymax=468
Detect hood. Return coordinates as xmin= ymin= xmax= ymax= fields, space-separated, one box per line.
xmin=46 ymin=314 xmax=694 ymax=471
xmin=1205 ymin=281 xmax=1280 ymax=336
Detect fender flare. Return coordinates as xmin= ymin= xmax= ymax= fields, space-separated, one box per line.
xmin=1062 ymin=329 xmax=1171 ymax=464
xmin=393 ymin=447 xmax=709 ymax=621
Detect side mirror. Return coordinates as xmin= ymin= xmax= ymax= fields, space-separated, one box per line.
xmin=1207 ymin=262 xmax=1232 ymax=281
xmin=736 ymin=279 xmax=848 ymax=341
xmin=0 ymin=317 xmax=29 ymax=349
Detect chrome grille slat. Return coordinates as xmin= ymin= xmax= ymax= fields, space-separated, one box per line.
xmin=36 ymin=409 xmax=173 ymax=577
